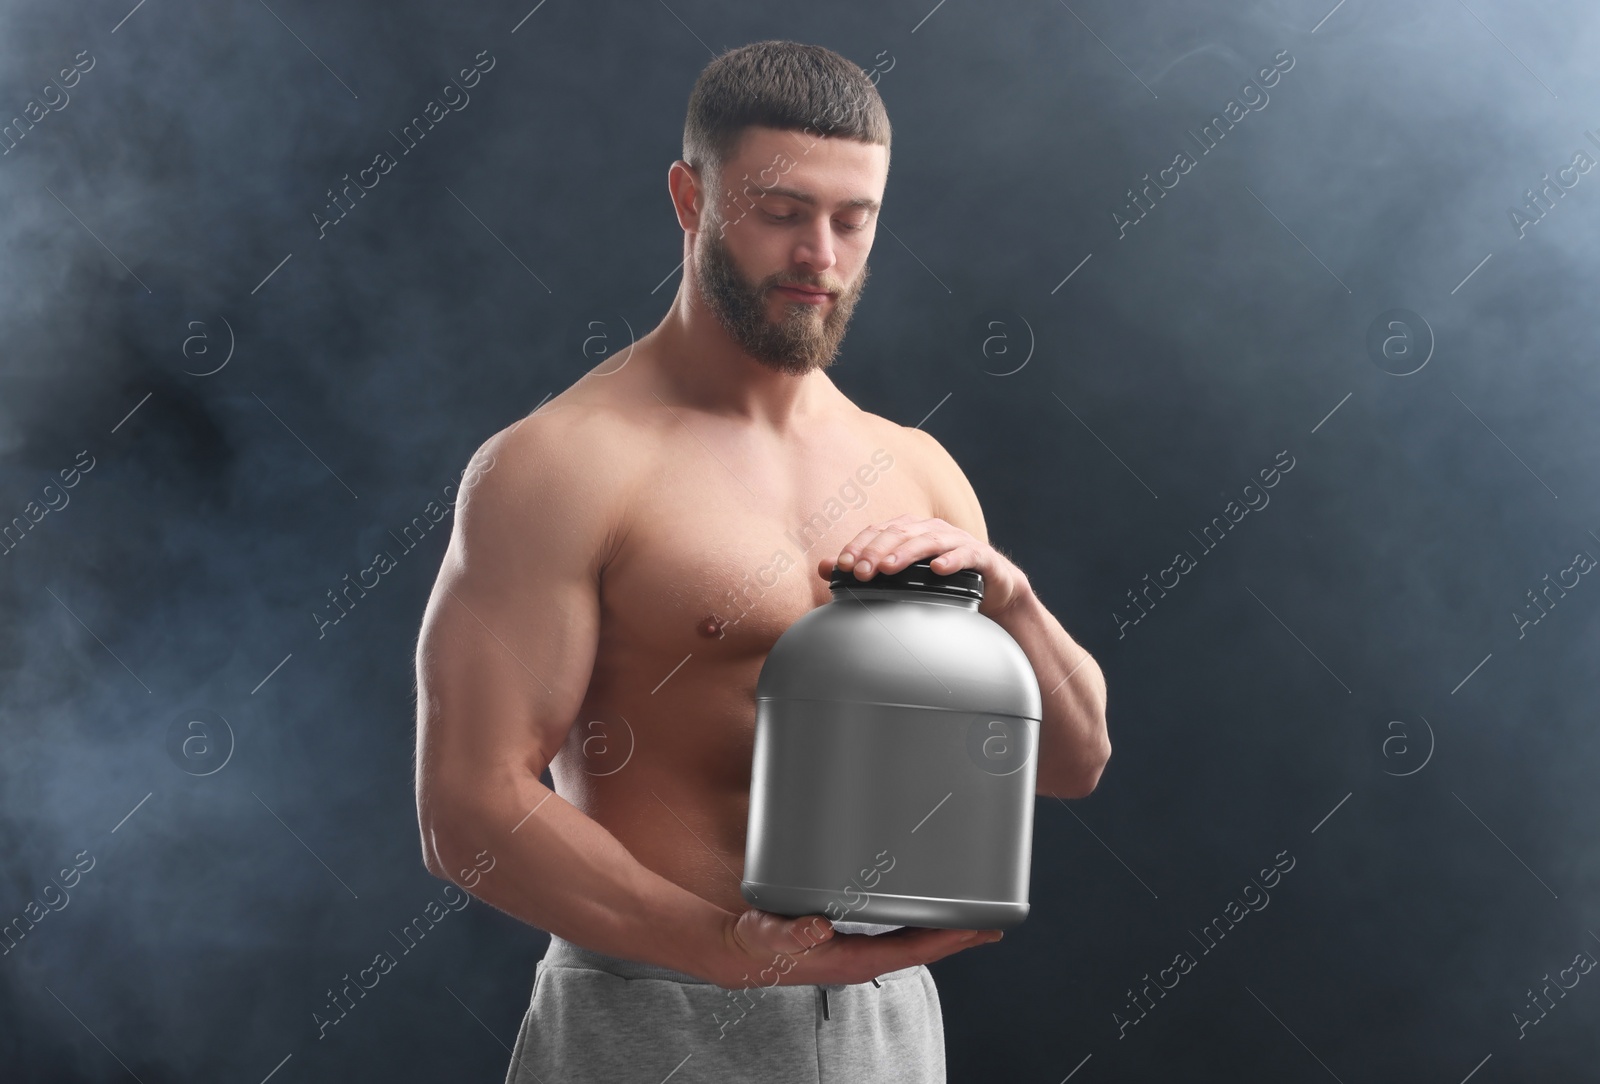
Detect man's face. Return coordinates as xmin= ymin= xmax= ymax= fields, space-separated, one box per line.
xmin=691 ymin=126 xmax=886 ymax=376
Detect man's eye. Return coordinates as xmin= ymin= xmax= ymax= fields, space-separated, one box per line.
xmin=761 ymin=210 xmax=868 ymax=231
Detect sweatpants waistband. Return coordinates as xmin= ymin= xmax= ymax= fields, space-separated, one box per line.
xmin=542 ymin=934 xmax=713 ymax=984
xmin=541 ymin=925 xmax=921 ymax=989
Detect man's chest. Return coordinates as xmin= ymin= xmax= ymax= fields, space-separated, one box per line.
xmin=600 ymin=441 xmax=931 ymax=662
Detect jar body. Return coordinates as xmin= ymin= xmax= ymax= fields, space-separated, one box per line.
xmin=741 ymin=586 xmax=1041 ymax=930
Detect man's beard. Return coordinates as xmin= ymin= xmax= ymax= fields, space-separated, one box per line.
xmin=693 ymin=215 xmax=870 ymax=376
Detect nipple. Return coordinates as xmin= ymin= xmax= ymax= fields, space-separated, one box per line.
xmin=698 ymin=614 xmax=727 ymax=638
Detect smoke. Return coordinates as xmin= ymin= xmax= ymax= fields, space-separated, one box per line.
xmin=3 ymin=0 xmax=1599 ymax=1079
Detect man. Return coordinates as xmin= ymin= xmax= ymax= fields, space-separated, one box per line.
xmin=413 ymin=40 xmax=1110 ymax=1083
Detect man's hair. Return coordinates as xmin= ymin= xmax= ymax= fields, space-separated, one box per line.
xmin=682 ymin=40 xmax=892 ymax=199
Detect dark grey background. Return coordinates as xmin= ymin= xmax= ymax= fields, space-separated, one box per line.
xmin=2 ymin=0 xmax=1597 ymax=1080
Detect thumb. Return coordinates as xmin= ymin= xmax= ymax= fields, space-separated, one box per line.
xmin=785 ymin=913 xmax=834 ymax=953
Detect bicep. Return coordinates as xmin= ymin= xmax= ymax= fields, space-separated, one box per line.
xmin=414 ymin=423 xmax=609 ymax=841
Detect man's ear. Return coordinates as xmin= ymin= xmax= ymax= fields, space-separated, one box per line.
xmin=668 ymin=160 xmax=705 ymax=233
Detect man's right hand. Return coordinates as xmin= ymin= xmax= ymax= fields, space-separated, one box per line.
xmin=710 ymin=907 xmax=1003 ymax=989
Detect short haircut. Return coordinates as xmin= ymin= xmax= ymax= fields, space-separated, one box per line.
xmin=682 ymin=40 xmax=892 ymax=197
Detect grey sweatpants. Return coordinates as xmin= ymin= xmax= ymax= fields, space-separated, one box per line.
xmin=503 ymin=926 xmax=946 ymax=1083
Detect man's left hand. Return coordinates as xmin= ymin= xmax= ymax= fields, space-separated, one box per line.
xmin=816 ymin=514 xmax=1032 ymax=620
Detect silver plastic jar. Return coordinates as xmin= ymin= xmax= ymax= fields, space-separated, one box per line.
xmin=741 ymin=558 xmax=1041 ymax=930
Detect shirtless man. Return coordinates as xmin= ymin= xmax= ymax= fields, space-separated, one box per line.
xmin=414 ymin=41 xmax=1110 ymax=1083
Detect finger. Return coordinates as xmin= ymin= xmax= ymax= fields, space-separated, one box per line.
xmin=841 ymin=926 xmax=979 ymax=964
xmin=834 ymin=516 xmax=919 ymax=570
xmin=869 ymin=535 xmax=963 ymax=575
xmin=916 ymin=930 xmax=1003 ymax=966
xmin=783 ymin=929 xmax=993 ymax=986
xmin=925 ymin=545 xmax=975 ymax=575
xmin=735 ymin=909 xmax=829 ymax=961
xmin=841 ymin=524 xmax=928 ymax=577
xmin=831 ymin=929 xmax=988 ymax=980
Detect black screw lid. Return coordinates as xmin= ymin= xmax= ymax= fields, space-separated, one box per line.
xmin=829 ymin=557 xmax=984 ymax=601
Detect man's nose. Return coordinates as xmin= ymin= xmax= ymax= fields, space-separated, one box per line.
xmin=791 ymin=221 xmax=838 ymax=273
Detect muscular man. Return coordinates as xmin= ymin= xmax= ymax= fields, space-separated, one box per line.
xmin=414 ymin=40 xmax=1110 ymax=1083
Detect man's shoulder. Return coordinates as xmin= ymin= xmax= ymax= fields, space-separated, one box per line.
xmin=845 ymin=408 xmax=980 ymax=529
xmin=455 ymin=391 xmax=654 ymax=553
xmin=850 ymin=409 xmax=955 ymax=486
xmin=476 ymin=390 xmax=655 ymax=487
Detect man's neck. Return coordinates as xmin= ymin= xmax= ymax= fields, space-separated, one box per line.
xmin=643 ymin=291 xmax=837 ymax=432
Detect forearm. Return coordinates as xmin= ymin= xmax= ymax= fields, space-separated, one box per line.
xmin=991 ymin=586 xmax=1111 ymax=798
xmin=423 ymin=773 xmax=736 ymax=982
